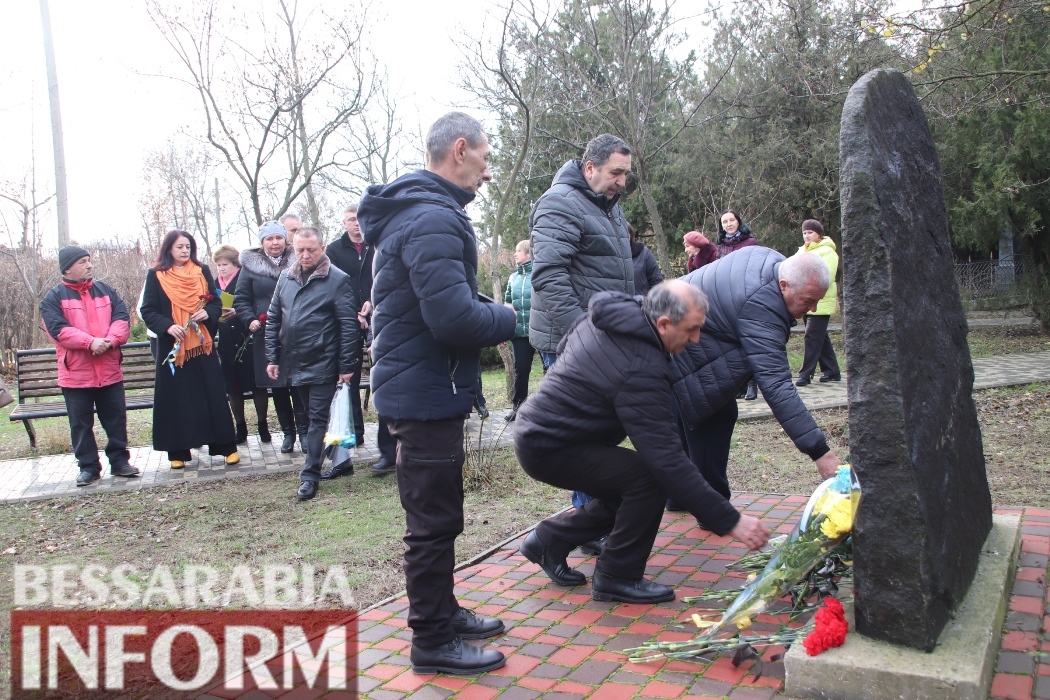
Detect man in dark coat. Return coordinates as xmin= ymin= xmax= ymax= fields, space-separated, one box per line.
xmin=358 ymin=112 xmax=516 ymax=675
xmin=325 ymin=203 xmax=396 ymax=477
xmin=264 ymin=228 xmax=360 ymax=501
xmin=671 ymin=247 xmax=843 ymax=504
xmin=528 ymin=133 xmax=635 ymax=371
xmin=514 ymin=281 xmax=770 ymax=603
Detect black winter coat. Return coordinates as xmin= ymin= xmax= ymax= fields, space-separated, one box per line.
xmin=529 ymin=160 xmax=634 ymax=352
xmin=672 ymin=246 xmax=829 ymax=459
xmin=264 ymin=255 xmax=361 ymax=386
xmin=326 ymin=232 xmax=374 ymax=314
xmin=233 ymin=247 xmax=294 ymax=388
xmin=630 ymin=241 xmax=663 ymax=295
xmin=358 ymin=169 xmax=516 ymax=421
xmin=514 ymin=292 xmax=740 ymax=534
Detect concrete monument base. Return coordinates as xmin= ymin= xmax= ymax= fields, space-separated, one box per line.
xmin=785 ymin=513 xmax=1021 ymax=700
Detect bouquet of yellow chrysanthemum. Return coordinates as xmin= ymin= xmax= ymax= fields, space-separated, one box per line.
xmin=628 ymin=465 xmax=860 ymax=663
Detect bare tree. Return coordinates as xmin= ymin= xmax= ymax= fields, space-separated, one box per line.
xmin=146 ymin=0 xmax=375 ymax=228
xmin=139 ymin=142 xmax=222 ymax=257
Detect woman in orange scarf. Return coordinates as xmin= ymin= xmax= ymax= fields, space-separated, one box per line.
xmin=141 ymin=230 xmax=239 ymax=468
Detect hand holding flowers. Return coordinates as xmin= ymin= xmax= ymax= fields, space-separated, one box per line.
xmin=163 ymin=293 xmax=216 ymax=374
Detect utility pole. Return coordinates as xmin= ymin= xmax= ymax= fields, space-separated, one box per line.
xmin=214 ymin=178 xmax=222 ymax=243
xmin=39 ymin=0 xmax=69 ymax=247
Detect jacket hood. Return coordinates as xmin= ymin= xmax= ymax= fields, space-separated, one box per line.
xmin=240 ymin=247 xmax=294 ymax=279
xmin=553 ymin=160 xmax=621 ymax=212
xmin=359 ymin=169 xmax=476 ymax=247
xmin=589 ymin=292 xmax=661 ymax=348
xmin=803 ymin=236 xmax=837 ymax=253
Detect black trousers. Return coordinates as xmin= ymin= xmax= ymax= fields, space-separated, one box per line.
xmin=675 ymin=398 xmax=738 ymax=500
xmin=61 ymin=382 xmax=130 ymax=474
xmin=294 ymin=383 xmax=337 ymax=482
xmin=376 ymin=417 xmax=396 ymax=461
xmin=348 ymin=347 xmax=365 ymax=440
xmin=272 ymin=386 xmax=308 ymax=438
xmin=510 ymin=337 xmax=535 ymax=407
xmin=799 ymin=314 xmax=840 ymax=380
xmin=387 ymin=417 xmax=466 ymax=647
xmin=516 ymin=442 xmax=667 ymax=580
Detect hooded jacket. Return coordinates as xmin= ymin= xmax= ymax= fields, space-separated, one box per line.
xmin=671 ymin=246 xmax=829 ymax=460
xmin=795 ymin=236 xmax=839 ymax=316
xmin=514 ymin=292 xmax=741 ymax=535
xmin=358 ymin=169 xmax=516 ymax=421
xmin=504 ymin=261 xmax=533 ymax=339
xmin=40 ymin=279 xmax=131 ymax=389
xmin=528 ymin=160 xmax=634 ymax=352
xmin=264 ymin=254 xmax=360 ymax=386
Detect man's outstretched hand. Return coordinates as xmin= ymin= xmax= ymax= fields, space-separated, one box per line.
xmin=731 ymin=514 xmax=771 ymax=551
xmin=815 ymin=451 xmax=842 ymax=480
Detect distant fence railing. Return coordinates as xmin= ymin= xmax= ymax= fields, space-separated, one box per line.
xmin=955 ymin=256 xmax=1034 ymax=302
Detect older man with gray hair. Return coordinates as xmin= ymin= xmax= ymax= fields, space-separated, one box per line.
xmin=514 ymin=281 xmax=770 ymax=605
xmin=669 ymin=246 xmax=843 ymax=510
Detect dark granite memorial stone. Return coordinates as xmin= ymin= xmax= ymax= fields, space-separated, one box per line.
xmin=839 ymin=68 xmax=993 ymax=651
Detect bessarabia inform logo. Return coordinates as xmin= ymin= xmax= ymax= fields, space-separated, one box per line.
xmin=9 ymin=564 xmax=359 ymax=698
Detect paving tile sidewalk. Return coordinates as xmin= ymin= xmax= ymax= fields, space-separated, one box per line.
xmin=195 ymin=501 xmax=1050 ymax=700
xmin=3 ymin=351 xmax=1049 ymax=503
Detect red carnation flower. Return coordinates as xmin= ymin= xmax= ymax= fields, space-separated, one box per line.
xmin=259 ymin=313 xmax=268 ymax=323
xmin=803 ymin=597 xmax=848 ymax=656
xmin=200 ymin=293 xmax=216 ymax=302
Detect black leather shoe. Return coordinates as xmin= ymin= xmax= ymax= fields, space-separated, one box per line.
xmin=369 ymin=457 xmax=395 ymax=476
xmin=259 ymin=423 xmax=271 ymax=443
xmin=504 ymin=408 xmax=517 ymax=422
xmin=280 ymin=434 xmax=295 ymax=453
xmin=110 ymin=464 xmax=140 ymax=478
xmin=297 ymin=481 xmax=318 ymax=501
xmin=665 ymin=499 xmax=687 ymax=512
xmin=796 ymin=376 xmax=811 ymax=387
xmin=591 ymin=565 xmax=675 ymax=604
xmin=450 ymin=608 xmax=505 ymax=640
xmin=819 ymin=373 xmax=841 ymax=382
xmin=320 ymin=462 xmax=354 ymax=480
xmin=299 ymin=435 xmax=308 ymax=454
xmin=579 ymin=534 xmax=608 ymax=557
xmin=76 ymin=470 xmax=101 ymax=486
xmin=410 ymin=637 xmax=505 ymax=675
xmin=745 ymin=380 xmax=758 ymax=400
xmin=519 ymin=531 xmax=586 ymax=586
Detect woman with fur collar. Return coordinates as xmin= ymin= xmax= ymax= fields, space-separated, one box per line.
xmin=233 ymin=221 xmax=309 ymax=453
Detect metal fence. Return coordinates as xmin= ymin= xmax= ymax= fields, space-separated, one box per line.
xmin=955 ymin=256 xmax=1034 ymax=302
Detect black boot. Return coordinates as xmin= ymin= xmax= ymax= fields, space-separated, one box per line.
xmin=235 ymin=422 xmax=248 ymax=444
xmin=258 ymin=421 xmax=271 ymax=443
xmin=519 ymin=531 xmax=585 ymax=586
xmin=299 ymin=434 xmax=308 ymax=454
xmin=281 ymin=433 xmax=295 ymax=453
xmin=591 ymin=564 xmax=675 ymax=604
xmin=745 ymin=379 xmax=758 ymax=401
xmin=410 ymin=637 xmax=505 ymax=675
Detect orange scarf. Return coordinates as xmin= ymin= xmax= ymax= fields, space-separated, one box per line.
xmin=156 ymin=263 xmax=213 ymax=367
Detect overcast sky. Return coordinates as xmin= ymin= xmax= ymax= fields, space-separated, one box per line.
xmin=1 ymin=0 xmax=712 ymax=248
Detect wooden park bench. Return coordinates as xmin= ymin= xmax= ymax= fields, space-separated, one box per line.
xmin=9 ymin=341 xmax=156 ymax=448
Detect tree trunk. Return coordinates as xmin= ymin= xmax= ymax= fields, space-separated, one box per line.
xmin=639 ymin=177 xmax=670 ymax=274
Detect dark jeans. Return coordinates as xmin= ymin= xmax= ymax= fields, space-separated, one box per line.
xmin=539 ymin=351 xmax=557 ymax=373
xmin=799 ymin=314 xmax=840 ymax=380
xmin=675 ymin=398 xmax=738 ymax=500
xmin=62 ymin=382 xmax=130 ymax=474
xmin=387 ymin=417 xmax=466 ymax=647
xmin=516 ymin=442 xmax=667 ymax=580
xmin=510 ymin=337 xmax=535 ymax=407
xmin=376 ymin=418 xmax=396 ymax=461
xmin=273 ymin=386 xmax=308 ymax=437
xmin=294 ymin=383 xmax=337 ymax=482
xmin=348 ymin=361 xmax=365 ymax=440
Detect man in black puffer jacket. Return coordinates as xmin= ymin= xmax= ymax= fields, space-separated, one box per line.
xmin=671 ymin=246 xmax=843 ymax=502
xmin=528 ymin=134 xmax=635 ymax=369
xmin=514 ymin=282 xmax=770 ymax=604
xmin=358 ymin=112 xmax=516 ymax=676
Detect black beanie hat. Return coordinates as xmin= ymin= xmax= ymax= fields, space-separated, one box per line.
xmin=802 ymin=219 xmax=825 ymax=237
xmin=58 ymin=246 xmax=91 ymax=274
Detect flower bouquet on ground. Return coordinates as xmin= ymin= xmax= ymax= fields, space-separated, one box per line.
xmin=163 ymin=293 xmax=215 ymax=375
xmin=627 ymin=464 xmax=861 ymax=668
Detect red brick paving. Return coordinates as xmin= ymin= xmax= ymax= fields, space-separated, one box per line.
xmin=208 ymin=497 xmax=1049 ymax=699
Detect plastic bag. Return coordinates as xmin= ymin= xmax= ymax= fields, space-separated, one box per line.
xmin=324 ymin=383 xmax=357 ymax=448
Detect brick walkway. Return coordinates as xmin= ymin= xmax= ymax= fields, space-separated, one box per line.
xmin=193 ymin=500 xmax=1050 ymax=700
